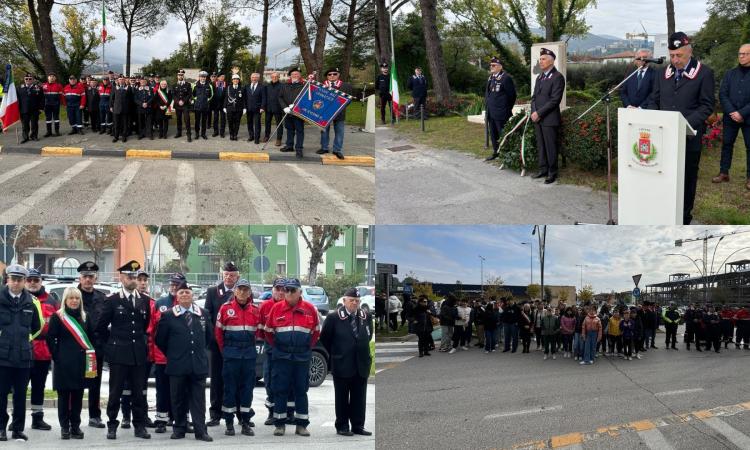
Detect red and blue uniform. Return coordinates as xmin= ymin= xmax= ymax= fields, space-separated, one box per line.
xmin=264 ymin=298 xmax=320 ymax=427
xmin=216 ymin=297 xmax=261 ymax=425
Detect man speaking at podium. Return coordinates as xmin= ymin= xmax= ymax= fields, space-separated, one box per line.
xmin=642 ymin=32 xmax=715 ymax=225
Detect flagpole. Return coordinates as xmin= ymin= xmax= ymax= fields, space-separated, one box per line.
xmin=388 ymin=0 xmax=398 ymax=124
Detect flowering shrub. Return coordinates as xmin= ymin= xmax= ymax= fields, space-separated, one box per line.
xmin=702 ymin=114 xmax=723 ymax=151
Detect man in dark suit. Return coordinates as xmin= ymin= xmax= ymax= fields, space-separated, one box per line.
xmin=531 ymin=48 xmax=565 ymax=184
xmin=245 ymin=72 xmax=266 ymax=143
xmin=155 ymin=281 xmax=214 ymax=442
xmin=96 ymin=260 xmax=151 ymax=440
xmin=642 ymin=32 xmax=715 ymax=225
xmin=109 ymin=75 xmax=130 ymax=143
xmin=319 ymin=288 xmax=373 ymax=437
xmin=620 ymin=49 xmax=656 ymax=108
xmin=17 ymin=73 xmax=44 ymax=143
xmin=203 ymin=261 xmax=240 ymax=427
xmin=406 ymin=67 xmax=428 ymax=115
xmin=485 ymin=57 xmax=517 ymax=158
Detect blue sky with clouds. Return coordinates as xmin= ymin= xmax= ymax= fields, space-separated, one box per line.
xmin=377 ymin=226 xmax=750 ymax=293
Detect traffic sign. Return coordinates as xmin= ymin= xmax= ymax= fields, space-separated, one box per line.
xmin=403 ymin=284 xmax=413 ymax=295
xmin=632 ymin=287 xmax=641 ymax=298
xmin=377 ymin=263 xmax=397 ymax=275
xmin=632 ymin=274 xmax=642 ymax=287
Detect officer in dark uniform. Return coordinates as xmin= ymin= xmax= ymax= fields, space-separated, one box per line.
xmin=683 ymin=303 xmax=703 ymax=351
xmin=642 ymin=32 xmax=715 ymax=225
xmin=211 ymin=73 xmax=226 ymax=137
xmin=661 ymin=302 xmax=680 ymax=350
xmin=264 ymin=72 xmax=284 ymax=145
xmin=155 ymin=281 xmax=214 ymax=442
xmin=713 ymin=43 xmax=750 ymax=188
xmin=406 ymin=67 xmax=428 ymax=116
xmin=0 ymin=265 xmax=43 ymax=441
xmin=110 ymin=74 xmax=131 ymax=143
xmin=193 ymin=70 xmax=214 ymax=140
xmin=484 ymin=57 xmax=517 ymax=158
xmin=135 ymin=77 xmax=154 ymax=139
xmin=76 ymin=261 xmax=108 ymax=428
xmin=86 ymin=78 xmax=100 ymax=132
xmin=531 ymin=48 xmax=565 ymax=184
xmin=224 ymin=74 xmax=244 ymax=141
xmin=127 ymin=76 xmax=138 ymax=137
xmin=204 ymin=261 xmax=240 ymax=427
xmin=320 ymin=288 xmax=373 ymax=437
xmin=18 ymin=73 xmax=44 ymax=143
xmin=376 ymin=62 xmax=391 ymax=124
xmin=173 ymin=69 xmax=193 ymax=142
xmin=279 ymin=68 xmax=307 ymax=158
xmin=704 ymin=305 xmax=722 ymax=353
xmin=96 ymin=260 xmax=151 ymax=440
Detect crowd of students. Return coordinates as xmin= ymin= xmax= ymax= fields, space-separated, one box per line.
xmin=376 ymin=293 xmax=750 ymax=362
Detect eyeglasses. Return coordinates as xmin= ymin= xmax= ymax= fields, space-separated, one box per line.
xmin=284 ymin=287 xmax=298 ymax=293
xmin=327 ymin=73 xmax=339 ymax=76
xmin=27 ymin=278 xmax=41 ymax=283
xmin=739 ymin=53 xmax=750 ymax=56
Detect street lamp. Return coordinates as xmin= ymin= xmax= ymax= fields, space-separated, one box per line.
xmin=575 ymin=264 xmax=589 ymax=294
xmin=274 ymin=47 xmax=292 ymax=71
xmin=520 ymin=242 xmax=532 ymax=285
xmin=478 ymin=255 xmax=486 ymax=298
xmin=665 ymin=253 xmax=706 ymax=302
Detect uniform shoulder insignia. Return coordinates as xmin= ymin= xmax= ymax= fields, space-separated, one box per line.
xmin=159 ymin=305 xmax=168 ymax=313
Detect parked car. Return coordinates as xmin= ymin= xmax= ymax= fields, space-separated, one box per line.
xmin=44 ymin=281 xmax=119 ymax=302
xmin=301 ymin=286 xmax=330 ymax=315
xmin=337 ymin=294 xmax=375 ymax=314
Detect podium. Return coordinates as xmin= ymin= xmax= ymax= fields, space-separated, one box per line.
xmin=617 ymin=108 xmax=696 ymax=225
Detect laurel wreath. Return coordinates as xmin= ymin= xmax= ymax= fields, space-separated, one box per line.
xmin=632 ymin=142 xmax=657 ymax=163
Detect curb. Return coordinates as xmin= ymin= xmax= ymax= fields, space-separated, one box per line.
xmin=0 ymin=145 xmax=374 ymax=166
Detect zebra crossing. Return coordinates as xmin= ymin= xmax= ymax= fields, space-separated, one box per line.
xmin=0 ymin=154 xmax=374 ymax=224
xmin=514 ymin=401 xmax=750 ymax=450
xmin=375 ymin=340 xmax=419 ymax=374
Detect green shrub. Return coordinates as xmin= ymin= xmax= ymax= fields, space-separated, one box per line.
xmin=498 ymin=111 xmax=538 ymax=171
xmin=561 ymin=105 xmax=615 ymax=171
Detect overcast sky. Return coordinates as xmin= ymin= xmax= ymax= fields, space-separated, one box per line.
xmin=377 ymin=226 xmax=750 ymax=293
xmin=101 ymin=11 xmax=301 ymax=68
xmin=396 ymin=0 xmax=708 ymax=39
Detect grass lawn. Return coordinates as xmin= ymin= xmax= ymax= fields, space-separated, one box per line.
xmin=369 ymin=340 xmax=375 ymax=376
xmin=374 ymin=323 xmax=410 ymax=339
xmin=393 ymin=116 xmax=750 ymax=224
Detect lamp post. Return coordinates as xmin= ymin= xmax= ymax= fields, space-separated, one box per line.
xmin=479 ymin=255 xmax=486 ymax=298
xmin=666 ymin=253 xmax=705 ymax=303
xmin=520 ymin=242 xmax=532 ymax=285
xmin=575 ymin=264 xmax=589 ymax=294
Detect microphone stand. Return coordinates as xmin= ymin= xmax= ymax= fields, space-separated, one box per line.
xmin=574 ymin=66 xmax=644 ymax=226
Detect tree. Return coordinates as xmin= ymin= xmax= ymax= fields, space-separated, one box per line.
xmin=374 ymin=0 xmax=410 ymax=64
xmin=694 ymin=0 xmax=750 ymax=82
xmin=107 ymin=0 xmax=167 ymax=76
xmin=293 ymin=0 xmax=334 ymax=75
xmin=666 ymin=0 xmax=675 ymax=36
xmin=11 ymin=226 xmax=42 ymax=265
xmin=166 ymin=0 xmax=203 ymax=66
xmin=558 ymin=288 xmax=569 ymax=303
xmin=315 ymin=272 xmax=365 ymax=302
xmin=545 ymin=0 xmax=554 ymax=40
xmin=526 ymin=283 xmax=541 ymax=299
xmin=327 ymin=0 xmax=374 ymax=80
xmin=145 ymin=226 xmax=214 ymax=273
xmin=578 ymin=284 xmax=594 ymax=304
xmin=195 ymin=12 xmax=259 ymax=75
xmin=211 ymin=226 xmax=254 ymax=275
xmin=419 ymin=0 xmax=452 ymax=101
xmin=298 ymin=225 xmax=348 ymax=285
xmin=484 ymin=275 xmax=510 ymax=300
xmin=67 ymin=226 xmax=122 ymax=265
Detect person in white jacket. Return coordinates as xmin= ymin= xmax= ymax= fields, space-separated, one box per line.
xmin=387 ymin=296 xmax=402 ymax=332
xmin=451 ymin=300 xmax=473 ymax=352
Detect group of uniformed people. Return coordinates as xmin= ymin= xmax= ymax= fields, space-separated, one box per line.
xmin=0 ymin=259 xmax=373 ymax=441
xmin=10 ymin=66 xmax=354 ymax=159
xmin=663 ymin=302 xmax=750 ymax=352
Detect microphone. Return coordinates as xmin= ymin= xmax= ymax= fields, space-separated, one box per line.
xmin=636 ymin=57 xmax=665 ymax=64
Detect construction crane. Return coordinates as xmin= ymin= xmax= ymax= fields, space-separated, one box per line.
xmin=625 ymin=21 xmax=655 ymax=44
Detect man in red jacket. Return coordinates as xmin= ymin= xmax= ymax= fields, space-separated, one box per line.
xmin=735 ymin=305 xmax=750 ymax=349
xmin=63 ymin=75 xmax=86 ymax=135
xmin=26 ymin=268 xmax=58 ymax=431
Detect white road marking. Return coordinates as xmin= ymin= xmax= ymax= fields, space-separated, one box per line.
xmin=483 ymin=405 xmax=563 ymax=420
xmin=286 ymin=163 xmax=373 ymax=223
xmin=375 ymin=342 xmax=420 ymax=346
xmin=0 ymin=159 xmax=45 ymax=185
xmin=376 ymin=348 xmax=423 ymax=354
xmin=233 ymin=162 xmax=288 ymax=223
xmin=346 ymin=166 xmax=375 ymax=183
xmin=654 ymin=388 xmax=704 ymax=397
xmin=83 ymin=161 xmax=141 ymax=223
xmin=0 ymin=160 xmax=93 ymax=223
xmin=170 ymin=162 xmax=197 ymax=224
xmin=637 ymin=428 xmax=676 ymax=450
xmin=375 ymin=356 xmax=414 ymax=364
xmin=703 ymin=417 xmax=750 ymax=449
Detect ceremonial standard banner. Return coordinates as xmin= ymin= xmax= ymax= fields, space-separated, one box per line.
xmin=291 ymin=80 xmax=353 ymax=129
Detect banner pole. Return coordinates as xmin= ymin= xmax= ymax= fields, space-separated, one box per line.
xmin=261 ymin=112 xmax=289 ymax=152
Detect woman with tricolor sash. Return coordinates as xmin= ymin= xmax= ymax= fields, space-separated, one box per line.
xmin=46 ymin=287 xmax=97 ymax=440
xmin=154 ymin=80 xmax=173 ymax=139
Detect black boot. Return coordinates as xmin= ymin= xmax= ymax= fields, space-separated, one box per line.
xmin=122 ymin=411 xmax=131 ymax=429
xmin=225 ymin=422 xmax=235 ymax=436
xmin=44 ymin=123 xmax=52 ymax=137
xmin=70 ymin=426 xmax=84 ymax=439
xmin=264 ymin=409 xmax=274 ymax=426
xmin=134 ymin=427 xmax=151 ymax=439
xmin=31 ymin=412 xmax=52 ymax=430
xmin=106 ymin=421 xmax=118 ymax=439
xmin=61 ymin=427 xmax=71 ymax=440
xmin=55 ymin=123 xmax=60 ymax=136
xmin=241 ymin=422 xmax=254 ymax=436
xmin=187 ymin=134 xmax=192 ymax=143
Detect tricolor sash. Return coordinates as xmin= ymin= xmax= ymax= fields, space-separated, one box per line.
xmin=58 ymin=311 xmax=97 ymax=378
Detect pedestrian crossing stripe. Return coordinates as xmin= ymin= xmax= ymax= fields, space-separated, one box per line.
xmin=508 ymin=400 xmax=750 ymax=449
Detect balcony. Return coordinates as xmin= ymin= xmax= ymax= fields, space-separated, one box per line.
xmin=198 ymin=244 xmax=219 ymax=256
xmin=356 ymin=245 xmax=369 ymax=258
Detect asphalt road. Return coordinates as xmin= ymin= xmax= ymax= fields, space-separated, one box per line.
xmin=0 ymin=154 xmax=374 ymax=224
xmin=375 ymin=326 xmax=750 ymax=450
xmin=376 ymin=126 xmax=616 ymax=224
xmin=5 ymin=372 xmax=374 ymax=450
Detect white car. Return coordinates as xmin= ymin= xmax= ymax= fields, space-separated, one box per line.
xmin=44 ymin=282 xmax=119 ymax=302
xmin=337 ymin=293 xmax=375 ymax=314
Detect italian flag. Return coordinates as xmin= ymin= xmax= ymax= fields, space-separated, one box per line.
xmin=390 ymin=58 xmax=399 ymax=119
xmin=0 ymin=65 xmax=19 ymax=131
xmin=101 ymin=0 xmax=107 ymax=43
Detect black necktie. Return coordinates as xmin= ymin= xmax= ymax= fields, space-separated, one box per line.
xmin=675 ymin=69 xmax=684 ymax=83
xmin=185 ymin=311 xmax=193 ymax=327
xmin=637 ymin=70 xmax=643 ymax=90
xmin=128 ymin=294 xmax=134 ymax=308
xmin=350 ymin=313 xmax=358 ymax=338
